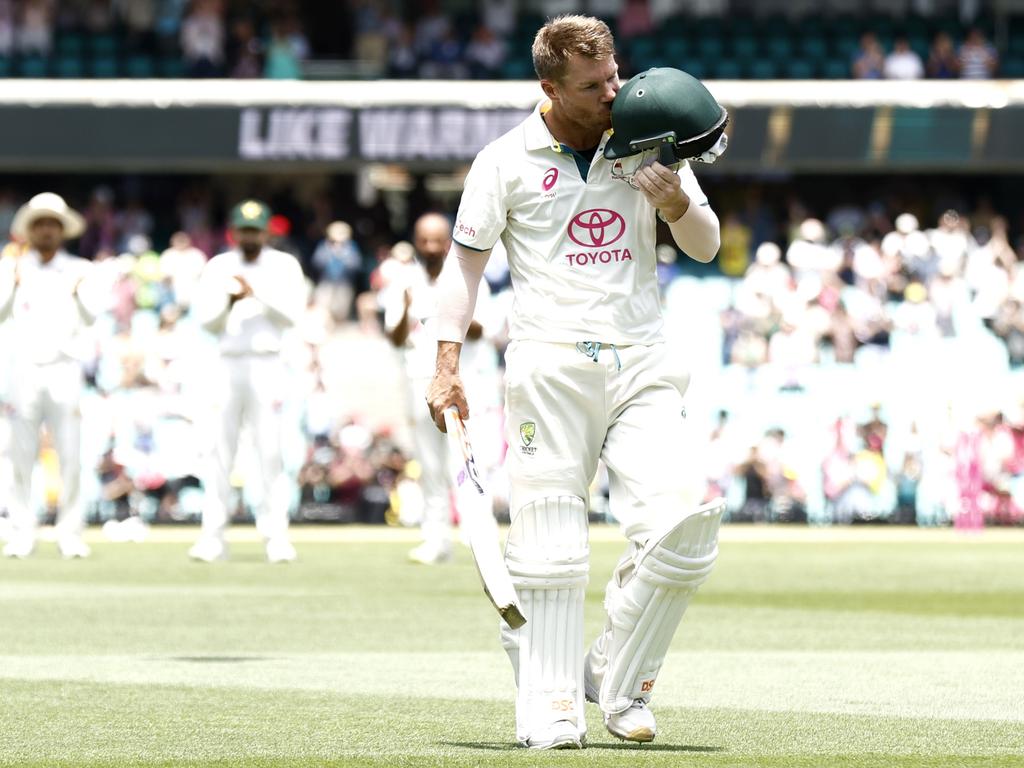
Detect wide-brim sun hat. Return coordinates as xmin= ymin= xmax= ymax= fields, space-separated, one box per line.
xmin=11 ymin=192 xmax=86 ymax=240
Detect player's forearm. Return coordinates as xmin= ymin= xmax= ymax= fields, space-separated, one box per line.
xmin=388 ymin=310 xmax=411 ymax=348
xmin=434 ymin=340 xmax=463 ymax=375
xmin=659 ymin=192 xmax=690 ymax=224
xmin=667 ymin=198 xmax=720 ymax=263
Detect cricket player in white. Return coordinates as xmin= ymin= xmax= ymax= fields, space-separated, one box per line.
xmin=0 ymin=193 xmax=100 ymax=559
xmin=190 ymin=200 xmax=306 ymax=563
xmin=385 ymin=212 xmax=501 ymax=565
xmin=426 ymin=17 xmax=726 ymax=750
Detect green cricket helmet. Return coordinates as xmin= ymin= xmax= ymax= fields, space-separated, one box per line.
xmin=604 ymin=67 xmax=728 ymax=165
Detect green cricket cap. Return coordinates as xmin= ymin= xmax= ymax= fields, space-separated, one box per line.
xmin=230 ymin=199 xmax=271 ymax=230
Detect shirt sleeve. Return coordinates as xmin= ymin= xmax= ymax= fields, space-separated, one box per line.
xmin=677 ymin=161 xmax=710 ymax=206
xmin=667 ymin=161 xmax=720 ymax=263
xmin=436 ymin=242 xmax=490 ymax=343
xmin=193 ymin=258 xmax=232 ymax=334
xmin=452 ymin=146 xmax=507 ymax=251
xmin=0 ymin=258 xmax=16 ymax=323
xmin=382 ymin=281 xmax=406 ymax=334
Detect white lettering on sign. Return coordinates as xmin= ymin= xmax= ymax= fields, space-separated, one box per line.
xmin=358 ymin=108 xmax=527 ymax=160
xmin=238 ymin=108 xmax=352 ymax=160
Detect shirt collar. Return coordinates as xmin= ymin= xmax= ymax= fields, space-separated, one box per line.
xmin=523 ymin=100 xmax=612 ymax=155
xmin=236 ymin=246 xmax=269 ymax=263
xmin=25 ymin=249 xmax=68 ymax=266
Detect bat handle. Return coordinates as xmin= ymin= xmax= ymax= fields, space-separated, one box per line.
xmin=443 ymin=406 xmax=461 ymax=433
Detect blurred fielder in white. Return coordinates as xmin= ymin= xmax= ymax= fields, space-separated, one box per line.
xmin=386 ymin=212 xmax=502 ymax=565
xmin=190 ymin=200 xmax=306 ymax=563
xmin=0 ymin=193 xmax=101 ymax=559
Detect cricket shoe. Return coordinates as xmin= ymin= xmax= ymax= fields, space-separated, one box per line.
xmin=102 ymin=517 xmax=149 ymax=543
xmin=407 ymin=541 xmax=452 ymax=565
xmin=58 ymin=536 xmax=91 ymax=559
xmin=3 ymin=536 xmax=35 ymax=559
xmin=188 ymin=536 xmax=227 ymax=562
xmin=604 ymin=699 xmax=656 ymax=743
xmin=523 ymin=720 xmax=584 ymax=750
xmin=265 ymin=537 xmax=297 ymax=563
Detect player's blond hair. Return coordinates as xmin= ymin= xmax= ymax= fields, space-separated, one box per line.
xmin=532 ymin=15 xmax=615 ymax=82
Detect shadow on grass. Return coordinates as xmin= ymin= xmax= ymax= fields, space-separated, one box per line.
xmin=169 ymin=656 xmax=271 ymax=663
xmin=442 ymin=741 xmax=723 ymax=753
xmin=587 ymin=742 xmax=724 ymax=752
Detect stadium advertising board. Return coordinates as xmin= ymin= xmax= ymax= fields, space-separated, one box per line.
xmin=2 ymin=101 xmax=1024 ymax=172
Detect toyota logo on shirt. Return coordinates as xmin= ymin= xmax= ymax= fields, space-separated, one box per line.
xmin=567 ymin=209 xmax=626 ymax=248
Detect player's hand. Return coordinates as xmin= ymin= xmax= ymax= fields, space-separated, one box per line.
xmin=465 ymin=320 xmax=484 ymax=341
xmin=426 ymin=370 xmax=468 ymax=433
xmin=403 ymin=287 xmax=413 ymax=310
xmin=633 ymin=162 xmax=689 ymax=222
xmin=229 ymin=274 xmax=254 ymax=302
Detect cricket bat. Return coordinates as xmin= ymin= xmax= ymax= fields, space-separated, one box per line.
xmin=443 ymin=407 xmax=526 ymax=630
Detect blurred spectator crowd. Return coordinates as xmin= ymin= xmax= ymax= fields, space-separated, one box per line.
xmin=1 ymin=177 xmax=1024 ymax=529
xmin=1 ymin=1 xmax=1023 ymax=80
xmin=686 ymin=201 xmax=1024 ymax=528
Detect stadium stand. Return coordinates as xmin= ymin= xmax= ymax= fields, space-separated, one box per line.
xmin=0 ymin=2 xmax=1018 ymax=80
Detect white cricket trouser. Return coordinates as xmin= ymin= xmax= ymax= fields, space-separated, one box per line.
xmin=409 ymin=377 xmax=451 ymax=548
xmin=201 ymin=354 xmax=290 ymax=540
xmin=6 ymin=359 xmax=85 ymax=541
xmin=503 ymin=340 xmax=693 ymax=542
xmin=408 ymin=374 xmax=502 ymax=549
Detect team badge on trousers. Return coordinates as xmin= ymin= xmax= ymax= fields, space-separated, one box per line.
xmin=519 ymin=421 xmax=537 ymax=455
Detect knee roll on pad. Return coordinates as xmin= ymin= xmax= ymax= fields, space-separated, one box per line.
xmin=501 ymin=495 xmax=589 ymax=742
xmin=591 ymin=499 xmax=724 ymax=714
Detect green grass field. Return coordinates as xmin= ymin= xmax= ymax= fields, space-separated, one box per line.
xmin=1 ymin=525 xmax=1022 ymax=767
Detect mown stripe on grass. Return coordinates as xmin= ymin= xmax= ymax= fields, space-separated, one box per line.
xmin=1 ymin=650 xmax=1021 ymax=723
xmin=0 ymin=682 xmax=1021 ymax=766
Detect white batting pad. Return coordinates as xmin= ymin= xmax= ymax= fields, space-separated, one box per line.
xmin=500 ymin=495 xmax=589 ymax=743
xmin=587 ymin=498 xmax=724 ymax=714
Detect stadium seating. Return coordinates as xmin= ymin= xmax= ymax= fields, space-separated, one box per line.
xmin=53 ymin=56 xmax=84 ymax=78
xmin=0 ymin=10 xmax=1020 ymax=80
xmin=124 ymin=55 xmax=156 ymax=79
xmin=16 ymin=56 xmax=49 ymax=78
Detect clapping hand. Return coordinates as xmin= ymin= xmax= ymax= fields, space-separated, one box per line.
xmin=229 ymin=274 xmax=254 ymax=303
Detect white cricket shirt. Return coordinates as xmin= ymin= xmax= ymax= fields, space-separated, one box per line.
xmin=453 ymin=100 xmax=713 ymax=345
xmin=0 ymin=250 xmax=99 ymax=365
xmin=194 ymin=246 xmax=306 ymax=356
